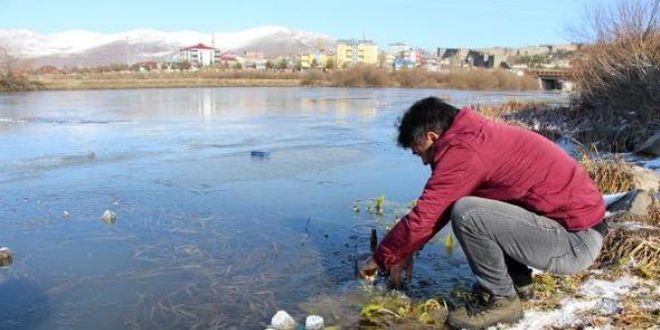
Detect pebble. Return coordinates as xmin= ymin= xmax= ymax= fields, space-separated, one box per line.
xmin=101 ymin=210 xmax=117 ymax=224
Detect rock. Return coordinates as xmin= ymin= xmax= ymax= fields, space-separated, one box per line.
xmin=305 ymin=315 xmax=324 ymax=330
xmin=101 ymin=210 xmax=117 ymax=224
xmin=606 ymin=189 xmax=654 ymax=217
xmin=270 ymin=310 xmax=297 ymax=330
xmin=630 ymin=165 xmax=660 ymax=192
xmin=0 ymin=247 xmax=13 ymax=267
xmin=634 ymin=129 xmax=660 ymax=157
xmin=627 ymin=190 xmax=655 ymax=217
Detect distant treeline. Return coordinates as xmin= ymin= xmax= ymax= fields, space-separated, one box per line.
xmin=22 ymin=66 xmax=540 ymax=92
xmin=0 ymin=76 xmax=43 ymax=92
xmin=302 ymin=65 xmax=540 ymax=90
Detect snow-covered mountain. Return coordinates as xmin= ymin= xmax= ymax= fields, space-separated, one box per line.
xmin=0 ymin=26 xmax=336 ymax=67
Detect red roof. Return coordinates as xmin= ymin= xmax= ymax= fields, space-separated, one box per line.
xmin=220 ymin=54 xmax=237 ymax=61
xmin=180 ymin=43 xmax=217 ymax=51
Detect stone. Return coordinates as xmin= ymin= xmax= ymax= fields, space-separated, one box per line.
xmin=630 ymin=165 xmax=660 ymax=192
xmin=270 ymin=310 xmax=297 ymax=330
xmin=627 ymin=190 xmax=655 ymax=217
xmin=606 ymin=189 xmax=654 ymax=217
xmin=0 ymin=247 xmax=13 ymax=267
xmin=101 ymin=210 xmax=117 ymax=224
xmin=304 ymin=315 xmax=324 ymax=330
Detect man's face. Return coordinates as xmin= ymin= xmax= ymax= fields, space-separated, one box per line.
xmin=410 ymin=132 xmax=438 ymax=165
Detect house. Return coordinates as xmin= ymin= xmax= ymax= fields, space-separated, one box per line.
xmin=298 ymin=51 xmax=333 ymax=70
xmin=465 ymin=50 xmax=496 ymax=68
xmin=179 ymin=43 xmax=221 ymax=67
xmin=36 ymin=65 xmax=65 ymax=75
xmin=243 ymin=52 xmax=266 ymax=70
xmin=137 ymin=60 xmax=161 ymax=71
xmin=392 ymin=49 xmax=422 ymax=70
xmin=388 ymin=42 xmax=412 ymax=54
xmin=437 ymin=48 xmax=496 ymax=68
xmin=336 ymin=39 xmax=379 ymax=68
xmin=218 ymin=51 xmax=243 ymax=69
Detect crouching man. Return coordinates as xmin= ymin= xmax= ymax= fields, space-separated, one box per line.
xmin=359 ymin=97 xmax=607 ymax=329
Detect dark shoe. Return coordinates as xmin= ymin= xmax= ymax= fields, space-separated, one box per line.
xmin=515 ymin=283 xmax=534 ymax=301
xmin=504 ymin=255 xmax=534 ymax=300
xmin=471 ymin=282 xmax=534 ymax=302
xmin=448 ymin=293 xmax=523 ymax=330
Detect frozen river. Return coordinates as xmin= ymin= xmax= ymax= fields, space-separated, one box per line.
xmin=0 ymin=87 xmax=565 ymax=329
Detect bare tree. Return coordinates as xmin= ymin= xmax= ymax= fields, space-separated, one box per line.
xmin=0 ymin=45 xmax=38 ymax=91
xmin=0 ymin=46 xmax=19 ymax=80
xmin=570 ymin=0 xmax=660 ymax=122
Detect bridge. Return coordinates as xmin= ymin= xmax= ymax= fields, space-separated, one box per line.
xmin=524 ymin=69 xmax=576 ymax=91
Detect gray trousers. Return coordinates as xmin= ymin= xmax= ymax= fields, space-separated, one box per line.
xmin=451 ymin=196 xmax=604 ymax=297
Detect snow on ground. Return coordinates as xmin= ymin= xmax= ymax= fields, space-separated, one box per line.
xmin=505 ymin=276 xmax=652 ymax=330
xmin=501 ymin=155 xmax=660 ymax=330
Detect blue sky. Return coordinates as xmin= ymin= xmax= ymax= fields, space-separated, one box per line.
xmin=0 ymin=0 xmax=602 ymax=49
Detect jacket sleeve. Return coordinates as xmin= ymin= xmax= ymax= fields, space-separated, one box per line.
xmin=374 ymin=144 xmax=486 ymax=272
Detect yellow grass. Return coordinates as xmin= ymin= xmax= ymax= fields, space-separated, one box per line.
xmin=36 ymin=76 xmax=300 ymax=90
xmin=23 ymin=66 xmax=542 ymax=91
xmin=579 ymin=154 xmax=635 ymax=194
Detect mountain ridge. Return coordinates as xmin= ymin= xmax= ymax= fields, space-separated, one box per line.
xmin=0 ymin=25 xmax=337 ymax=67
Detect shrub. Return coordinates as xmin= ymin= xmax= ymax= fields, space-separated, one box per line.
xmin=570 ymin=0 xmax=660 ymax=150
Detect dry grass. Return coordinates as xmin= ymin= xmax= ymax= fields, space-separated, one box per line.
xmin=570 ymin=0 xmax=660 ymax=152
xmin=0 ymin=77 xmax=44 ymax=91
xmin=596 ymin=227 xmax=660 ymax=279
xmin=610 ymin=296 xmax=660 ymax=329
xmin=472 ymin=99 xmax=550 ymax=119
xmin=27 ymin=67 xmax=542 ymax=91
xmin=35 ymin=76 xmax=300 ymax=90
xmin=614 ymin=199 xmax=660 ymax=227
xmin=578 ymin=153 xmax=636 ymax=194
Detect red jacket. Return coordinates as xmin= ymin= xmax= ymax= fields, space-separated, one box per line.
xmin=374 ymin=108 xmax=605 ymax=271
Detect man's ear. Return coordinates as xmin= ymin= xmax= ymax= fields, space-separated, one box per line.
xmin=426 ymin=131 xmax=440 ymax=142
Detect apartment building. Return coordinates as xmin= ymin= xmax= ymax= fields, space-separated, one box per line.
xmin=299 ymin=51 xmax=334 ymax=69
xmin=179 ymin=43 xmax=221 ymax=66
xmin=336 ymin=39 xmax=378 ymax=67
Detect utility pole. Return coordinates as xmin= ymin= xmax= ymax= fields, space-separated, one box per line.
xmin=126 ymin=36 xmax=130 ymax=66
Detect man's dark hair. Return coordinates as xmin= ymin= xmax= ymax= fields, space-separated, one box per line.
xmin=397 ymin=97 xmax=461 ymax=149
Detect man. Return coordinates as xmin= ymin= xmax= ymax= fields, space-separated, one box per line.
xmin=359 ymin=97 xmax=607 ymax=329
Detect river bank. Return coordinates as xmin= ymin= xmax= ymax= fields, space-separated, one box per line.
xmin=2 ymin=67 xmax=542 ymax=92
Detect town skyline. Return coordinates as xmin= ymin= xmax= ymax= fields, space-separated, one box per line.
xmin=0 ymin=0 xmax=611 ymax=50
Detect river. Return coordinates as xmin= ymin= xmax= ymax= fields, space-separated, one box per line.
xmin=0 ymin=87 xmax=566 ymax=329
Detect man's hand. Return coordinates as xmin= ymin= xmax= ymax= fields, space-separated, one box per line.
xmin=358 ymin=256 xmax=380 ymax=283
xmin=389 ymin=255 xmax=413 ymax=289
xmin=358 ymin=254 xmax=414 ymax=289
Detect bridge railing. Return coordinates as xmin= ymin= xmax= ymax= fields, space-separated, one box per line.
xmin=524 ymin=68 xmax=575 ymax=78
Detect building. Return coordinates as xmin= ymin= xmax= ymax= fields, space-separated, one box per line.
xmin=179 ymin=43 xmax=221 ymax=67
xmin=243 ymin=52 xmax=266 ymax=70
xmin=437 ymin=48 xmax=496 ymax=68
xmin=388 ymin=42 xmax=412 ymax=54
xmin=336 ymin=39 xmax=379 ymax=67
xmin=299 ymin=51 xmax=333 ymax=70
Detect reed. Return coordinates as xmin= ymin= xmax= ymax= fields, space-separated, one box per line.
xmin=578 ymin=153 xmax=635 ymax=194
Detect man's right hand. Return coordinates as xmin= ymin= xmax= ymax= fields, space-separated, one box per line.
xmin=389 ymin=254 xmax=413 ymax=289
xmin=358 ymin=254 xmax=414 ymax=289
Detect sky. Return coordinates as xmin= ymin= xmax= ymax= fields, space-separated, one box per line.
xmin=0 ymin=0 xmax=606 ymax=50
